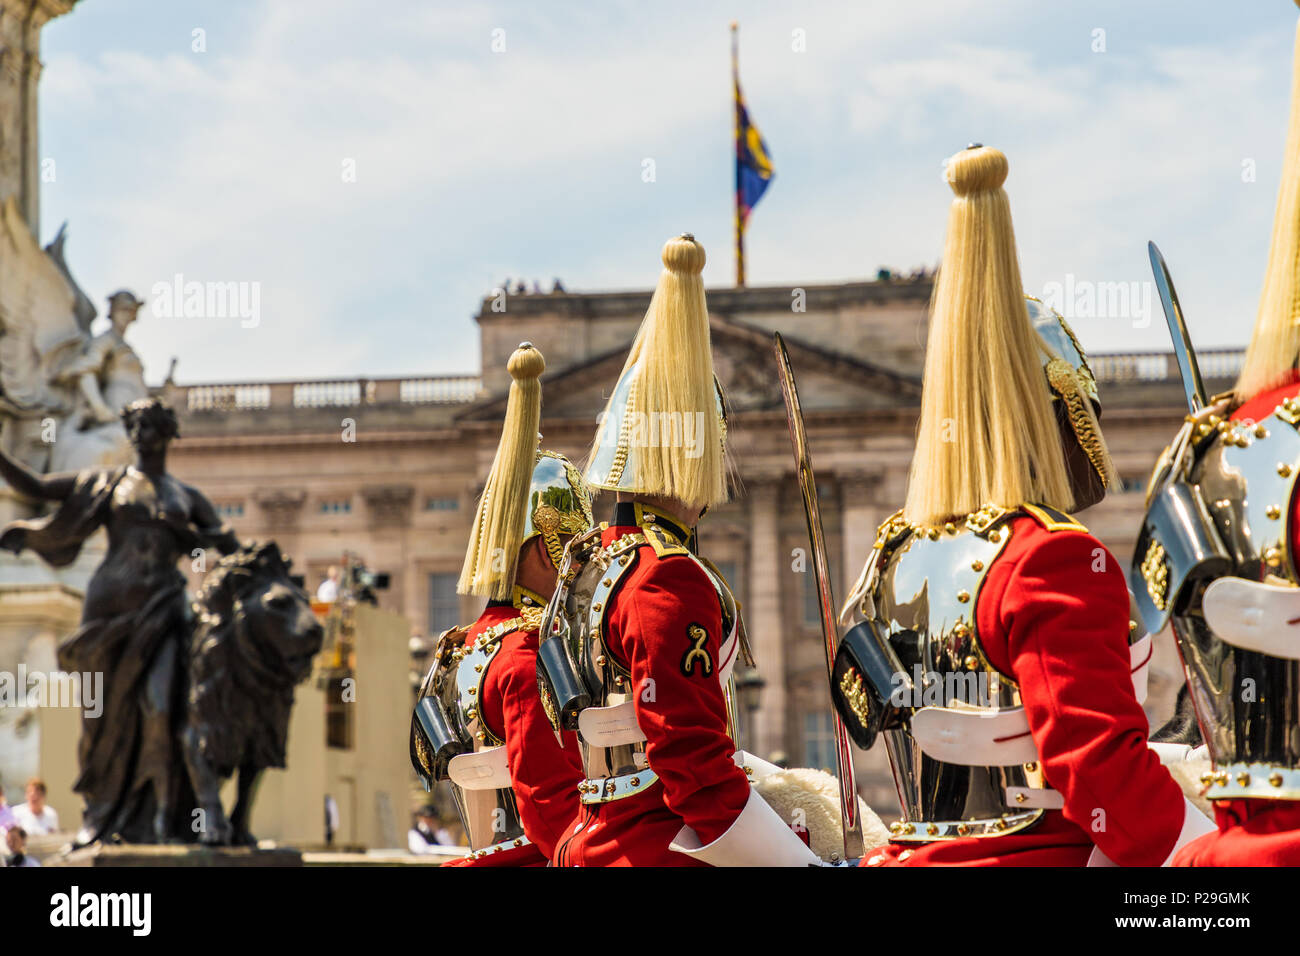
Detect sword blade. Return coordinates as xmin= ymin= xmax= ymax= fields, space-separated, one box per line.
xmin=773 ymin=331 xmax=864 ymax=860
xmin=1149 ymin=241 xmax=1207 ymax=413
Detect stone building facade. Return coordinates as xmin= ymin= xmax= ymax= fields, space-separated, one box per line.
xmin=162 ymin=277 xmax=1243 ymax=815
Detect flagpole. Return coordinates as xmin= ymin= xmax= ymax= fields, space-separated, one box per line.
xmin=731 ymin=21 xmax=744 ymax=288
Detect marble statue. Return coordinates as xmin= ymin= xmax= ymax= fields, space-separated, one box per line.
xmin=0 ymin=199 xmax=146 ymax=516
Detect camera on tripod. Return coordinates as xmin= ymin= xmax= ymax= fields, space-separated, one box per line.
xmin=344 ymin=555 xmax=390 ymax=606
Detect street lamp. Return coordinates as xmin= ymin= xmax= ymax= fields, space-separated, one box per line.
xmin=733 ymin=665 xmax=766 ymax=754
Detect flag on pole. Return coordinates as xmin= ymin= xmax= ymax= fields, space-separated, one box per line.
xmin=732 ymin=22 xmax=773 ymax=287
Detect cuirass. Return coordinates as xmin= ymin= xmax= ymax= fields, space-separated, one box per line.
xmin=570 ymin=531 xmax=654 ymax=781
xmin=410 ymin=619 xmax=532 ymax=856
xmin=549 ymin=526 xmax=740 ymax=805
xmin=869 ymin=510 xmax=1045 ymax=840
xmin=1135 ymin=404 xmax=1300 ymax=798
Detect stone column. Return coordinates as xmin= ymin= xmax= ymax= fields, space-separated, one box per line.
xmin=839 ymin=468 xmax=884 ymax=600
xmin=746 ymin=474 xmax=785 ymax=761
xmin=0 ymin=0 xmax=78 ymax=232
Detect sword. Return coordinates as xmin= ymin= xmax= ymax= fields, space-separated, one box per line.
xmin=1149 ymin=241 xmax=1207 ymax=414
xmin=773 ymin=331 xmax=864 ymax=861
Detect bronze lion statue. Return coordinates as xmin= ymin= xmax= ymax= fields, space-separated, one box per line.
xmin=182 ymin=542 xmax=323 ymax=846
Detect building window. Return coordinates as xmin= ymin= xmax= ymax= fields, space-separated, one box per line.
xmin=424 ymin=497 xmax=459 ymax=512
xmin=429 ymin=573 xmax=459 ymax=635
xmin=216 ymin=501 xmax=245 ymax=518
xmin=1120 ymin=474 xmax=1146 ymax=494
xmin=319 ymin=498 xmax=352 ymax=515
xmin=325 ymin=676 xmax=353 ymax=749
xmin=803 ymin=711 xmax=837 ymax=773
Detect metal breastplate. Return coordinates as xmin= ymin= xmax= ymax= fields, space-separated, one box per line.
xmin=1136 ymin=405 xmax=1300 ymax=797
xmin=561 ymin=531 xmax=740 ymax=801
xmin=413 ymin=618 xmax=533 ymax=854
xmin=870 ymin=513 xmax=1045 ymax=839
xmin=568 ymin=532 xmax=655 ymax=788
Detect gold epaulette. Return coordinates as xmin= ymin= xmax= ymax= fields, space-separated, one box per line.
xmin=1021 ymin=502 xmax=1088 ymax=533
xmin=641 ymin=523 xmax=690 ymax=558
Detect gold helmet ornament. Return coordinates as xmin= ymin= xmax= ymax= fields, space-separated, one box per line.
xmin=1029 ymin=297 xmax=1118 ymax=490
xmin=459 ymin=343 xmax=593 ymax=600
xmin=586 ymin=234 xmax=729 ymax=515
xmin=902 ymin=144 xmax=1117 ymax=529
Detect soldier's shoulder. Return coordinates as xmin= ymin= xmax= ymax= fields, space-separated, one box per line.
xmin=638 ymin=522 xmax=692 ymax=559
xmin=626 ymin=534 xmax=714 ymax=594
xmin=1018 ymin=502 xmax=1090 ymax=535
xmin=1005 ymin=504 xmax=1111 ymax=575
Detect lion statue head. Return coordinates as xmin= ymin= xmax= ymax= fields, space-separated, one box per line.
xmin=187 ymin=542 xmax=323 ymax=794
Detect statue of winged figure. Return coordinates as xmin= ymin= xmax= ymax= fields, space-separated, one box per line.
xmin=0 ymin=196 xmax=147 ymax=518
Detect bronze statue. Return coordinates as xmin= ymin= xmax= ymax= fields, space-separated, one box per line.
xmin=185 ymin=541 xmax=321 ymax=846
xmin=0 ymin=396 xmax=250 ymax=844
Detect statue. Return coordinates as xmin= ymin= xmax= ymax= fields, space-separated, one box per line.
xmin=0 ymin=200 xmax=147 ymax=516
xmin=56 ymin=289 xmax=149 ymax=437
xmin=0 ymin=396 xmax=318 ymax=846
xmin=184 ymin=541 xmax=322 ymax=846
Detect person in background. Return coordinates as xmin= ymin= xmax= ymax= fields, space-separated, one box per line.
xmin=0 ymin=774 xmax=14 ymax=834
xmin=4 ymin=827 xmax=39 ymax=867
xmin=324 ymin=794 xmax=339 ymax=846
xmin=407 ymin=804 xmax=443 ymax=855
xmin=12 ymin=778 xmax=57 ymax=835
xmin=316 ymin=566 xmax=340 ymax=603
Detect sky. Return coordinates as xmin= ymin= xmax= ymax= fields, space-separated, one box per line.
xmin=31 ymin=0 xmax=1300 ymax=385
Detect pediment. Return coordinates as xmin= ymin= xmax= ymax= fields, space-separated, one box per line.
xmin=457 ymin=316 xmax=921 ymax=423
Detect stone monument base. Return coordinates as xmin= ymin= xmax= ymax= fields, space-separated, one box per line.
xmin=47 ymin=844 xmax=304 ymax=867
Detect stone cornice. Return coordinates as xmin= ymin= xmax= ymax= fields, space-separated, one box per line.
xmin=476 ymin=277 xmax=934 ymax=322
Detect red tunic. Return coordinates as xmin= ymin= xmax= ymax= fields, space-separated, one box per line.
xmin=443 ymin=601 xmax=585 ymax=868
xmin=862 ymin=511 xmax=1186 ymax=866
xmin=552 ymin=510 xmax=751 ymax=866
xmin=1172 ymin=374 xmax=1300 ymax=866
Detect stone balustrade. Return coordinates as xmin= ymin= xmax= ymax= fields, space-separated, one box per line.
xmin=169 ymin=349 xmax=1245 ymax=416
xmin=1089 ymin=348 xmax=1244 ymax=384
xmin=175 ymin=375 xmax=483 ymax=413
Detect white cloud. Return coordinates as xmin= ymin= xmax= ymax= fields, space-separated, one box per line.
xmin=30 ymin=0 xmax=1295 ymax=385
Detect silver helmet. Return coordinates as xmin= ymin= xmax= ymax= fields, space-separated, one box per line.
xmin=585 ymin=359 xmax=729 ymax=494
xmin=1027 ymin=295 xmax=1108 ymax=482
xmin=526 ymin=450 xmax=594 ymax=569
